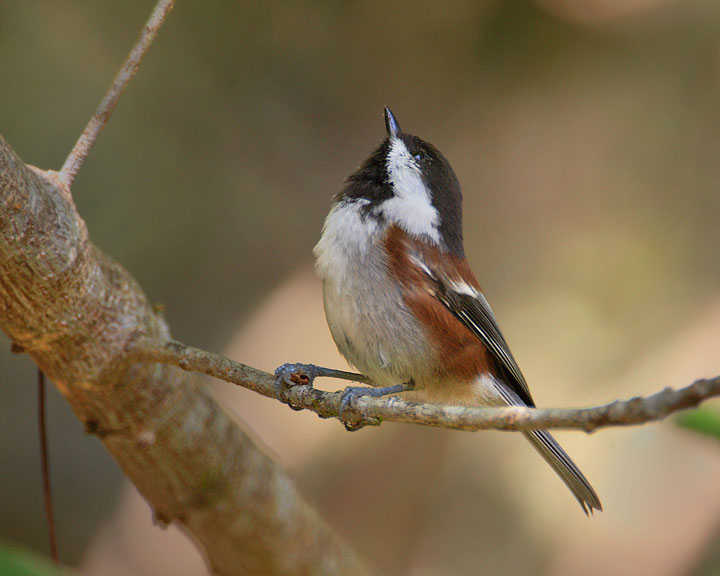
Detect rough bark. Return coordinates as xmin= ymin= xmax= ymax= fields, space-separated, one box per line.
xmin=0 ymin=137 xmax=372 ymax=576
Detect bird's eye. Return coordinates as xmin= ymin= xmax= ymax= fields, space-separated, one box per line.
xmin=413 ymin=152 xmax=423 ymax=162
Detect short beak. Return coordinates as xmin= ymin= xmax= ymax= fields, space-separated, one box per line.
xmin=384 ymin=106 xmax=401 ymax=139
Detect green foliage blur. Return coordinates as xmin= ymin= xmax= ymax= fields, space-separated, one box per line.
xmin=677 ymin=407 xmax=720 ymax=441
xmin=0 ymin=542 xmax=74 ymax=576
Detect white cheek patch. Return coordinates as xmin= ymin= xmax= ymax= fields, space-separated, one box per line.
xmin=383 ymin=138 xmax=440 ymax=243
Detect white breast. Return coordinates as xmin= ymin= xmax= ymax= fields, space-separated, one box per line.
xmin=314 ymin=200 xmax=433 ymax=386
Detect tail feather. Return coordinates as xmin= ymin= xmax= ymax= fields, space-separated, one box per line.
xmin=524 ymin=429 xmax=602 ymax=514
xmin=489 ymin=376 xmax=602 ymax=513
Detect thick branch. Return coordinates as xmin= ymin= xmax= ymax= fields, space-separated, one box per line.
xmin=0 ymin=137 xmax=372 ymax=575
xmin=58 ymin=0 xmax=176 ymax=187
xmin=134 ymin=340 xmax=720 ymax=433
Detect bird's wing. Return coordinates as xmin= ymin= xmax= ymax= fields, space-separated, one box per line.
xmin=410 ymin=253 xmax=535 ymax=407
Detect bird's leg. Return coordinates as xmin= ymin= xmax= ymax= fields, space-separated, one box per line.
xmin=273 ymin=363 xmax=367 ymax=410
xmin=339 ymin=380 xmax=415 ymax=431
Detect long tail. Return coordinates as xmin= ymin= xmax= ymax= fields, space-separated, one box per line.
xmin=490 ymin=378 xmax=602 ymax=514
xmin=523 ymin=429 xmax=602 ymax=514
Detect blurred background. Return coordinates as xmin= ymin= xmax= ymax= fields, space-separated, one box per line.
xmin=1 ymin=0 xmax=720 ymax=574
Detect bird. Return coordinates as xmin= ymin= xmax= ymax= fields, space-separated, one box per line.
xmin=276 ymin=107 xmax=602 ymax=514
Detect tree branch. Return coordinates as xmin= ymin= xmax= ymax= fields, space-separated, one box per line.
xmin=58 ymin=0 xmax=176 ymax=187
xmin=4 ymin=3 xmax=716 ymax=571
xmin=0 ymin=137 xmax=372 ymax=575
xmin=133 ymin=340 xmax=720 ymax=433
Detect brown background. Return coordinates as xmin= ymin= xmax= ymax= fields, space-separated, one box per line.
xmin=1 ymin=1 xmax=720 ymax=574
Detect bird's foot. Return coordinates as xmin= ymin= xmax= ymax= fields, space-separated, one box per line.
xmin=338 ymin=382 xmax=412 ymax=431
xmin=274 ymin=363 xmax=321 ymax=410
xmin=273 ymin=363 xmax=367 ymax=411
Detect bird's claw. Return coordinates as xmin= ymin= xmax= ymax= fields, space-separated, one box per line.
xmin=273 ymin=363 xmax=318 ymax=411
xmin=274 ymin=362 xmax=321 ymax=387
xmin=338 ymin=386 xmax=379 ymax=431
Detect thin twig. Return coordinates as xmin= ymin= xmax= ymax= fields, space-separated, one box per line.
xmin=58 ymin=0 xmax=176 ymax=187
xmin=132 ymin=340 xmax=720 ymax=433
xmin=38 ymin=370 xmax=59 ymax=564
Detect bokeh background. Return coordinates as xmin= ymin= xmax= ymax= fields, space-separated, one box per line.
xmin=2 ymin=0 xmax=720 ymax=574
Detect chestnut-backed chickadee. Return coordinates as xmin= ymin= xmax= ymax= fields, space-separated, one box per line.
xmin=277 ymin=108 xmax=601 ymax=514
